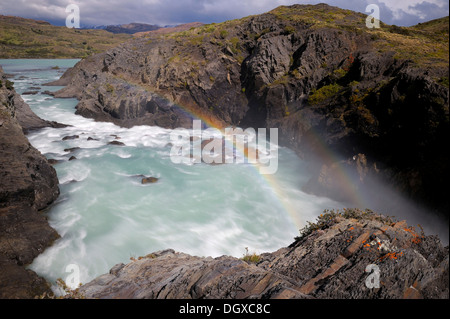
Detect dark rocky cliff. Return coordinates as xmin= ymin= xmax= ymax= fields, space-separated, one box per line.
xmin=0 ymin=66 xmax=61 ymax=298
xmin=51 ymin=4 xmax=449 ymax=221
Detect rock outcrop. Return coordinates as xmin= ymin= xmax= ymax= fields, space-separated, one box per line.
xmin=9 ymin=82 xmax=66 ymax=134
xmin=0 ymin=66 xmax=61 ymax=298
xmin=51 ymin=4 xmax=449 ymax=220
xmin=76 ymin=210 xmax=448 ymax=299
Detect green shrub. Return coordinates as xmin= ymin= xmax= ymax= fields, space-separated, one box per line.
xmin=241 ymin=247 xmax=261 ymax=264
xmin=295 ymin=208 xmax=396 ymax=241
xmin=437 ymin=76 xmax=449 ymax=88
xmin=219 ymin=30 xmax=229 ymax=39
xmin=283 ymin=25 xmax=296 ymax=35
xmin=105 ymin=83 xmax=114 ymax=93
xmin=332 ymin=68 xmax=347 ymax=79
xmin=308 ymin=83 xmax=342 ymax=105
xmin=5 ymin=80 xmax=14 ymax=90
xmin=229 ymin=37 xmax=241 ymax=54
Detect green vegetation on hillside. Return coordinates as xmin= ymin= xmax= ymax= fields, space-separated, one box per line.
xmin=269 ymin=5 xmax=448 ymax=68
xmin=0 ymin=15 xmax=132 ymax=58
xmin=369 ymin=16 xmax=449 ymax=68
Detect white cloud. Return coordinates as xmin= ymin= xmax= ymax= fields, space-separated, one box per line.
xmin=377 ymin=0 xmax=447 ymax=20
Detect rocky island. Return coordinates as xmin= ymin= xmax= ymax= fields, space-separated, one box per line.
xmin=0 ymin=3 xmax=448 ymax=299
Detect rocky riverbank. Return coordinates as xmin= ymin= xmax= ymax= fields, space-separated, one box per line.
xmin=75 ymin=209 xmax=448 ymax=299
xmin=0 ymin=66 xmax=61 ymax=298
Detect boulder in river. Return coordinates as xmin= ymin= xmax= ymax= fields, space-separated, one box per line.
xmin=141 ymin=176 xmax=159 ymax=184
xmin=64 ymin=147 xmax=80 ymax=153
xmin=108 ymin=140 xmax=126 ymax=146
xmin=62 ymin=135 xmax=79 ymax=141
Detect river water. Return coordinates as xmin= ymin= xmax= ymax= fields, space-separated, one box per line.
xmin=1 ymin=59 xmax=345 ymax=291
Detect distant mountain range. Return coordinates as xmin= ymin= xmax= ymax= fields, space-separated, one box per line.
xmin=88 ymin=22 xmax=161 ymax=34
xmin=86 ymin=22 xmax=205 ymax=35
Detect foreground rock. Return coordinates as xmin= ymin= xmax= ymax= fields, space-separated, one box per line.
xmin=0 ymin=66 xmax=60 ymax=298
xmin=76 ymin=210 xmax=448 ymax=299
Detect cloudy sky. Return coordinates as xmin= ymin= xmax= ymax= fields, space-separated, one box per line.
xmin=0 ymin=0 xmax=448 ymax=27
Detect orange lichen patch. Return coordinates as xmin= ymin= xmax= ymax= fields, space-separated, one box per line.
xmin=403 ymin=226 xmax=425 ymax=245
xmin=378 ymin=251 xmax=403 ymax=261
xmin=348 ymin=227 xmax=354 ymax=231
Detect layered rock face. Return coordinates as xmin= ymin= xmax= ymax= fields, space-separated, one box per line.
xmin=77 ymin=210 xmax=448 ymax=299
xmin=0 ymin=67 xmax=60 ymax=298
xmin=52 ymin=4 xmax=449 ymax=219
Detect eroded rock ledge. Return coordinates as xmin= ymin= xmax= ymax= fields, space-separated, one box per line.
xmin=76 ymin=210 xmax=448 ymax=299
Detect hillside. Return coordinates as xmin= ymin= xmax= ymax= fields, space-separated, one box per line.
xmin=0 ymin=15 xmax=132 ymax=58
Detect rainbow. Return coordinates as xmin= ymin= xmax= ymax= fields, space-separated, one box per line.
xmin=118 ymin=79 xmax=366 ymax=230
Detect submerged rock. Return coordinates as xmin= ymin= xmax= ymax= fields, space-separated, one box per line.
xmin=41 ymin=90 xmax=55 ymax=96
xmin=108 ymin=140 xmax=126 ymax=146
xmin=141 ymin=176 xmax=159 ymax=184
xmin=62 ymin=135 xmax=79 ymax=140
xmin=64 ymin=147 xmax=80 ymax=153
xmin=76 ymin=210 xmax=448 ymax=299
